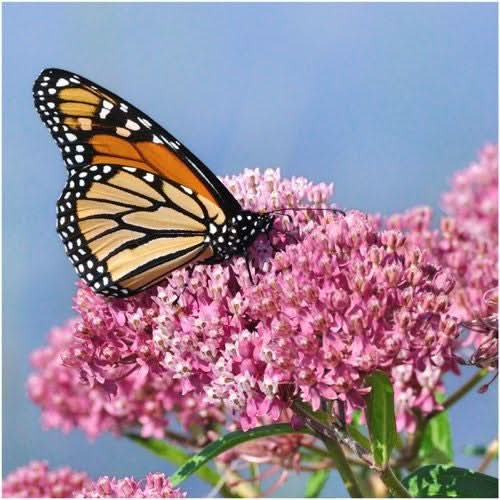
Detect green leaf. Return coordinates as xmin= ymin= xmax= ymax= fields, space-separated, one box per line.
xmin=169 ymin=423 xmax=313 ymax=487
xmin=365 ymin=371 xmax=397 ymax=467
xmin=419 ymin=393 xmax=453 ymax=465
xmin=305 ymin=469 xmax=330 ymax=497
xmin=402 ymin=465 xmax=498 ymax=498
xmin=126 ymin=434 xmax=222 ymax=488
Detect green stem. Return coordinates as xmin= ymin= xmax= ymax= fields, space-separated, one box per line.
xmin=441 ymin=368 xmax=489 ymax=412
xmin=425 ymin=368 xmax=489 ymax=421
xmin=322 ymin=435 xmax=364 ymax=498
xmin=379 ymin=466 xmax=411 ymax=498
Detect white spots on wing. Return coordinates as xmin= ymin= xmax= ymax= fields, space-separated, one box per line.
xmin=94 ymin=175 xmax=102 ymax=181
xmin=152 ymin=135 xmax=162 ymax=144
xmin=78 ymin=264 xmax=84 ymax=273
xmin=209 ymin=224 xmax=217 ymax=234
xmin=47 ymin=102 xmax=56 ymax=109
xmin=102 ymin=277 xmax=109 ymax=286
xmin=90 ymin=165 xmax=98 ymax=171
xmin=97 ymin=265 xmax=104 ymax=273
xmin=56 ymin=78 xmax=69 ymax=87
xmin=48 ymin=88 xmax=56 ymax=95
xmin=103 ymin=100 xmax=113 ymax=110
xmin=102 ymin=165 xmax=112 ymax=174
xmin=123 ymin=166 xmax=136 ymax=173
xmin=143 ymin=173 xmax=154 ymax=182
xmin=75 ymin=155 xmax=84 ymax=163
xmin=87 ymin=260 xmax=94 ymax=269
xmin=69 ymin=77 xmax=80 ymax=84
xmin=86 ymin=273 xmax=94 ymax=281
xmin=99 ymin=108 xmax=110 ymax=120
xmin=116 ymin=127 xmax=131 ymax=137
xmin=125 ymin=119 xmax=140 ymax=131
xmin=181 ymin=186 xmax=193 ymax=195
xmin=76 ymin=145 xmax=85 ymax=152
xmin=120 ymin=103 xmax=129 ymax=112
xmin=65 ymin=133 xmax=77 ymax=142
xmin=79 ymin=171 xmax=88 ymax=178
xmin=138 ymin=117 xmax=152 ymax=128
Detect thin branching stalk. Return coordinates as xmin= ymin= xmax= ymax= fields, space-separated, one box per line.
xmin=476 ymin=439 xmax=498 ymax=473
xmin=322 ymin=435 xmax=364 ymax=498
xmin=379 ymin=466 xmax=411 ymax=498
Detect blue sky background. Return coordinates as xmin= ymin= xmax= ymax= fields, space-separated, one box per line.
xmin=3 ymin=3 xmax=497 ymax=496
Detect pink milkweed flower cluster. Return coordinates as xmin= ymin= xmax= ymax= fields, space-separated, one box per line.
xmin=1 ymin=461 xmax=90 ymax=498
xmin=2 ymin=462 xmax=184 ymax=498
xmin=27 ymin=165 xmax=469 ymax=437
xmin=27 ymin=319 xmax=225 ymax=439
xmin=386 ymin=145 xmax=498 ymax=348
xmin=79 ymin=472 xmax=185 ymax=498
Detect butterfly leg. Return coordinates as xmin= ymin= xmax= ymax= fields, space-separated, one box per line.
xmin=172 ymin=266 xmax=196 ymax=305
xmin=245 ymin=255 xmax=255 ymax=285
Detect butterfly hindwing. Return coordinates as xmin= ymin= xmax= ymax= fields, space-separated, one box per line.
xmin=33 ymin=68 xmax=242 ymax=216
xmin=58 ymin=164 xmax=222 ymax=296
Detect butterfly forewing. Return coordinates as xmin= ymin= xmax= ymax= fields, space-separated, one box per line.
xmin=35 ymin=68 xmax=274 ymax=297
xmin=33 ymin=68 xmax=242 ymax=215
xmin=58 ymin=164 xmax=220 ymax=296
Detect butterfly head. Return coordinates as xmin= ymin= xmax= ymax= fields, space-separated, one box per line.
xmin=208 ymin=211 xmax=274 ymax=261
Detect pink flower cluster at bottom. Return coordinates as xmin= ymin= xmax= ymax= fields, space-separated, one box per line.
xmin=2 ymin=461 xmax=184 ymax=498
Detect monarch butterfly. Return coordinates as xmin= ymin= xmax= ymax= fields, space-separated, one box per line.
xmin=33 ymin=68 xmax=275 ymax=297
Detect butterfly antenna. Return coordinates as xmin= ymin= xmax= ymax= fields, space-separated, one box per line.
xmin=267 ymin=206 xmax=346 ymax=217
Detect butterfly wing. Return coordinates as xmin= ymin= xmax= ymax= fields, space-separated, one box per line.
xmin=33 ymin=68 xmax=242 ymax=216
xmin=58 ymin=163 xmax=226 ymax=296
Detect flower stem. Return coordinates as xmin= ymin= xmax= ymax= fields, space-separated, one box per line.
xmin=379 ymin=466 xmax=411 ymax=498
xmin=322 ymin=435 xmax=364 ymax=498
xmin=476 ymin=438 xmax=498 ymax=473
xmin=441 ymin=368 xmax=489 ymax=411
xmin=427 ymin=368 xmax=489 ymax=420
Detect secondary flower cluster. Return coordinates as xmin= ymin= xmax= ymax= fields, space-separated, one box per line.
xmin=2 ymin=461 xmax=90 ymax=498
xmin=79 ymin=473 xmax=185 ymax=498
xmin=28 ymin=166 xmax=467 ymax=438
xmin=27 ymin=319 xmax=225 ymax=439
xmin=2 ymin=462 xmax=184 ymax=498
xmin=386 ymin=144 xmax=498 ymax=346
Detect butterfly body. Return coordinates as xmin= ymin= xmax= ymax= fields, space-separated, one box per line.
xmin=34 ymin=68 xmax=273 ymax=297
